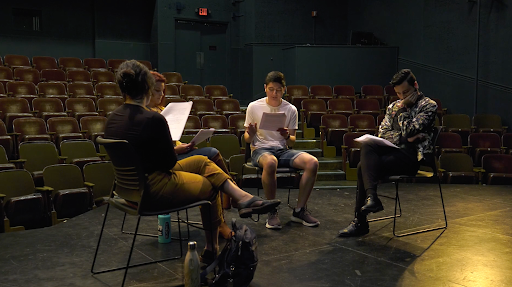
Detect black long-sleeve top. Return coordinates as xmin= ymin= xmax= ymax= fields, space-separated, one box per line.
xmin=104 ymin=104 xmax=177 ymax=174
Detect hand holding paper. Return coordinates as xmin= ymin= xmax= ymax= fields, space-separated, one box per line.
xmin=190 ymin=128 xmax=215 ymax=145
xmin=247 ymin=123 xmax=257 ymax=137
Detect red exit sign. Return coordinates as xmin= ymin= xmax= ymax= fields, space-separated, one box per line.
xmin=198 ymin=8 xmax=208 ymax=16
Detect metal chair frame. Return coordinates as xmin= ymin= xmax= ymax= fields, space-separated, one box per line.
xmin=240 ymin=143 xmax=301 ymax=222
xmin=369 ymin=126 xmax=448 ymax=237
xmin=91 ymin=138 xmax=214 ymax=286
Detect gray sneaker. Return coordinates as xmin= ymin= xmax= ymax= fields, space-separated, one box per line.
xmin=265 ymin=209 xmax=282 ymax=229
xmin=291 ymin=207 xmax=320 ymax=227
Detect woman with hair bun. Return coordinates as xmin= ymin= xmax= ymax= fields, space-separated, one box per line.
xmin=148 ymin=71 xmax=234 ymax=239
xmin=104 ymin=60 xmax=281 ymax=263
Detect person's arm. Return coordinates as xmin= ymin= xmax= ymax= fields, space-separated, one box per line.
xmin=244 ymin=104 xmax=256 ymax=143
xmin=277 ymin=128 xmax=296 ymax=147
xmin=244 ymin=123 xmax=257 ymax=144
xmin=152 ymin=114 xmax=178 ymax=169
xmin=398 ymin=97 xmax=437 ymax=138
xmin=174 ymin=142 xmax=196 ymax=154
xmin=378 ymin=102 xmax=402 ymax=144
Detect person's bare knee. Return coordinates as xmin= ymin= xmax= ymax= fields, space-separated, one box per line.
xmin=304 ymin=157 xmax=319 ymax=174
xmin=293 ymin=153 xmax=318 ymax=172
xmin=260 ymin=154 xmax=278 ymax=173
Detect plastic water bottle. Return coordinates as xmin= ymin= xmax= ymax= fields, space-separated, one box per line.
xmin=184 ymin=241 xmax=200 ymax=287
xmin=157 ymin=214 xmax=171 ymax=243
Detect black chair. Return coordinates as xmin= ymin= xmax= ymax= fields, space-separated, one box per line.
xmin=240 ymin=142 xmax=301 ymax=220
xmin=91 ymin=137 xmax=213 ymax=286
xmin=369 ymin=126 xmax=447 ymax=237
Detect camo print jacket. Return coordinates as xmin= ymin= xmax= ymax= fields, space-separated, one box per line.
xmin=378 ymin=92 xmax=438 ymax=161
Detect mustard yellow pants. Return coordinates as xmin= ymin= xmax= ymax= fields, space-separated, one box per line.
xmin=145 ymin=155 xmax=231 ymax=231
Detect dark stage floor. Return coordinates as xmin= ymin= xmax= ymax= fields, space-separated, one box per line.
xmin=1 ymin=183 xmax=512 ymax=287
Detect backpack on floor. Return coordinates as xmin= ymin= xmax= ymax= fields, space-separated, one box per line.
xmin=201 ymin=218 xmax=258 ymax=287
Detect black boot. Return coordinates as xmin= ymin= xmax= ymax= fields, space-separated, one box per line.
xmin=338 ymin=217 xmax=369 ymax=237
xmin=360 ymin=194 xmax=383 ymax=215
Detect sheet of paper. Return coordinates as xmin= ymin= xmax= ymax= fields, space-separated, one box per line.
xmin=190 ymin=128 xmax=215 ymax=145
xmin=259 ymin=112 xmax=286 ymax=131
xmin=354 ymin=134 xmax=399 ymax=148
xmin=160 ymin=101 xmax=193 ymax=141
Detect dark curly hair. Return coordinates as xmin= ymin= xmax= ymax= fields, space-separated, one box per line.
xmin=390 ymin=69 xmax=416 ymax=87
xmin=116 ymin=60 xmax=155 ymax=102
xmin=264 ymin=71 xmax=286 ymax=87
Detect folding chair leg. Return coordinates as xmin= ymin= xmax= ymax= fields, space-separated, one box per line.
xmin=122 ymin=216 xmax=142 ymax=286
xmin=91 ymin=203 xmax=111 ymax=274
xmin=368 ymin=181 xmax=402 ymax=223
xmin=392 ymin=178 xmax=448 ymax=237
xmin=91 ymin=209 xmax=184 ymax=282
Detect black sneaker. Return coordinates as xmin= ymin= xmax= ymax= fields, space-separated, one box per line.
xmin=338 ymin=219 xmax=369 ymax=237
xmin=291 ymin=207 xmax=320 ymax=227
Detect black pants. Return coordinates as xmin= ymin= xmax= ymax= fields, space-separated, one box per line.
xmin=355 ymin=141 xmax=420 ymax=218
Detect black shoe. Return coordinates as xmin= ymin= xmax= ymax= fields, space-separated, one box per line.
xmin=360 ymin=194 xmax=384 ymax=215
xmin=338 ymin=219 xmax=369 ymax=237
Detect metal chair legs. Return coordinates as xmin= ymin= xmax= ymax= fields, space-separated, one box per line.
xmin=91 ymin=202 xmax=214 ymax=286
xmin=392 ymin=178 xmax=448 ymax=237
xmin=368 ymin=182 xmax=402 ymax=223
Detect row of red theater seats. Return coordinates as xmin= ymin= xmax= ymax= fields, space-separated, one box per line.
xmin=285 ymin=84 xmax=394 ymax=97
xmin=0 ymin=55 xmax=191 ymax=86
xmin=317 ymin=112 xmax=507 ymax=145
xmin=297 ymin=98 xmax=446 ymax=138
xmin=0 ymin=55 xmax=153 ymax=72
xmin=0 ymin=81 xmax=122 ymax=99
xmin=0 ymin=96 xmax=120 ymax=125
xmin=0 ymin=67 xmax=122 ymax=87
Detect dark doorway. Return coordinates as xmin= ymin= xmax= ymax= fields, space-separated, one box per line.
xmin=175 ymin=20 xmax=228 ymax=86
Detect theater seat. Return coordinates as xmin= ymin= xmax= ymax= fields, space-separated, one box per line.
xmin=84 ymin=58 xmax=108 ymax=72
xmin=0 ymin=169 xmax=53 ymax=232
xmin=32 ymin=56 xmax=58 ymax=71
xmin=58 ymin=57 xmax=84 ymax=71
xmin=42 ymin=164 xmax=94 ymax=219
xmin=482 ymin=154 xmax=512 ymax=185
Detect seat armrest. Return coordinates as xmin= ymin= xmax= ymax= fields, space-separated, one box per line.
xmin=84 ymin=182 xmax=95 ymax=188
xmin=58 ymin=156 xmax=68 ymax=163
xmin=35 ymin=186 xmax=54 ymax=194
xmin=9 ymin=158 xmax=26 ymax=169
